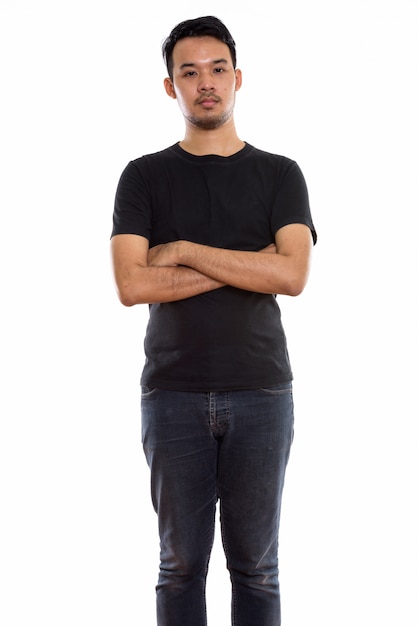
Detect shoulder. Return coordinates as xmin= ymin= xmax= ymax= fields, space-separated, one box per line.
xmin=244 ymin=144 xmax=304 ymax=183
xmin=128 ymin=144 xmax=178 ymax=169
xmin=117 ymin=144 xmax=180 ymax=185
xmin=245 ymin=144 xmax=298 ymax=170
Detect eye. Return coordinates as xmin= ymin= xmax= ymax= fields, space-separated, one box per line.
xmin=184 ymin=70 xmax=197 ymax=77
xmin=214 ymin=67 xmax=225 ymax=73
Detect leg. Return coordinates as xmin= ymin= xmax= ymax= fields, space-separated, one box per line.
xmin=217 ymin=384 xmax=294 ymax=625
xmin=141 ymin=388 xmax=218 ymax=626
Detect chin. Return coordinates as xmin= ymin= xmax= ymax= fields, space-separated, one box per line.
xmin=188 ymin=111 xmax=232 ymax=130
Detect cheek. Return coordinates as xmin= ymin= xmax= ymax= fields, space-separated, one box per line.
xmin=223 ymin=87 xmax=237 ymax=104
xmin=176 ymin=94 xmax=190 ymax=112
xmin=174 ymin=88 xmax=192 ymax=106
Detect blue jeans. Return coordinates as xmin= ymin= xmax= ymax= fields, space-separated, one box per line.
xmin=141 ymin=383 xmax=294 ymax=626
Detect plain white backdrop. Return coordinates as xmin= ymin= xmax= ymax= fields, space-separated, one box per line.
xmin=1 ymin=0 xmax=417 ymax=624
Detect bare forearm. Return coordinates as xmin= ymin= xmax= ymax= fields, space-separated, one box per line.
xmin=112 ymin=226 xmax=311 ymax=307
xmin=115 ymin=264 xmax=224 ymax=306
xmin=165 ymin=240 xmax=304 ymax=295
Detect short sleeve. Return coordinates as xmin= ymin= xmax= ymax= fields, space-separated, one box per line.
xmin=111 ymin=160 xmax=152 ymax=240
xmin=271 ymin=160 xmax=317 ymax=245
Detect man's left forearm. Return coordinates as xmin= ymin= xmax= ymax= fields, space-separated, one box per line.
xmin=179 ymin=241 xmax=287 ymax=294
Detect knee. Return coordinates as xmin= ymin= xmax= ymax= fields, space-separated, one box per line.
xmin=159 ymin=547 xmax=210 ymax=585
xmin=229 ymin=565 xmax=279 ymax=592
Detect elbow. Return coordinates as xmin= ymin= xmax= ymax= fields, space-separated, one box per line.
xmin=285 ymin=286 xmax=303 ymax=297
xmin=117 ymin=284 xmax=139 ymax=307
xmin=287 ymin=281 xmax=305 ymax=297
xmin=115 ymin=276 xmax=155 ymax=306
xmin=283 ymin=274 xmax=308 ymax=297
xmin=119 ymin=294 xmax=136 ymax=307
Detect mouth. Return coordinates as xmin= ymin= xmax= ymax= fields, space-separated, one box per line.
xmin=197 ymin=96 xmax=220 ymax=108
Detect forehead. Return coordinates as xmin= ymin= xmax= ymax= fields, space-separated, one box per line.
xmin=172 ymin=36 xmax=232 ymax=69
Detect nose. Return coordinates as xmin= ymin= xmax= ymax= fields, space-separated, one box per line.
xmin=198 ymin=71 xmax=215 ymax=92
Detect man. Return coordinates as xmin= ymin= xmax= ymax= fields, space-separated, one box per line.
xmin=111 ymin=15 xmax=316 ymax=626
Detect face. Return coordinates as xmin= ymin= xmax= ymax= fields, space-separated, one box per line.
xmin=164 ymin=36 xmax=242 ymax=130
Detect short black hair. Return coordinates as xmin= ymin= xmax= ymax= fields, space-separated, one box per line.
xmin=162 ymin=16 xmax=237 ymax=79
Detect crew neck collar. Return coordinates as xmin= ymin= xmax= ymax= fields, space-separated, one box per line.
xmin=171 ymin=141 xmax=251 ymax=162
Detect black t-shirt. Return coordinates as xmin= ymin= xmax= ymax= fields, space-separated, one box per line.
xmin=112 ymin=142 xmax=316 ymax=391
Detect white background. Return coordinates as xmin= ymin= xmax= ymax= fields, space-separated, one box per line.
xmin=1 ymin=0 xmax=417 ymax=624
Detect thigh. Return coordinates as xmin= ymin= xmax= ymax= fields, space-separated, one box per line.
xmin=218 ymin=384 xmax=294 ymax=564
xmin=141 ymin=388 xmax=218 ymax=564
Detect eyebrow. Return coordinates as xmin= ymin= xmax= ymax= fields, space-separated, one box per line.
xmin=179 ymin=58 xmax=229 ymax=71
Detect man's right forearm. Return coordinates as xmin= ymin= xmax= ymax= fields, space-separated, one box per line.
xmin=116 ymin=264 xmax=224 ymax=306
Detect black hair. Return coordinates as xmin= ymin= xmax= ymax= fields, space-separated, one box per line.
xmin=162 ymin=16 xmax=237 ymax=79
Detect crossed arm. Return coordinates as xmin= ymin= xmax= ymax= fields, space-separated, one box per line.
xmin=111 ymin=223 xmax=313 ymax=306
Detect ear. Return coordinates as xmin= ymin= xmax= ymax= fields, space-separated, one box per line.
xmin=164 ymin=77 xmax=176 ymax=99
xmin=234 ymin=69 xmax=243 ymax=92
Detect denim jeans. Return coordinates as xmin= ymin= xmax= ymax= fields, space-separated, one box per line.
xmin=141 ymin=383 xmax=294 ymax=626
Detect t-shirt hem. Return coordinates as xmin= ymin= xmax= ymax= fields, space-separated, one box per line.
xmin=140 ymin=374 xmax=293 ymax=393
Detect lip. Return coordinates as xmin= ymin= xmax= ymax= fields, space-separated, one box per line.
xmin=197 ymin=97 xmax=219 ymax=107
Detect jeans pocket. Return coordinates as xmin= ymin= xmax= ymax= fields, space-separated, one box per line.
xmin=141 ymin=385 xmax=158 ymax=397
xmin=257 ymin=382 xmax=293 ymax=396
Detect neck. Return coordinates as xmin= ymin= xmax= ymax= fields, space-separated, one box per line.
xmin=180 ymin=119 xmax=244 ymax=157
